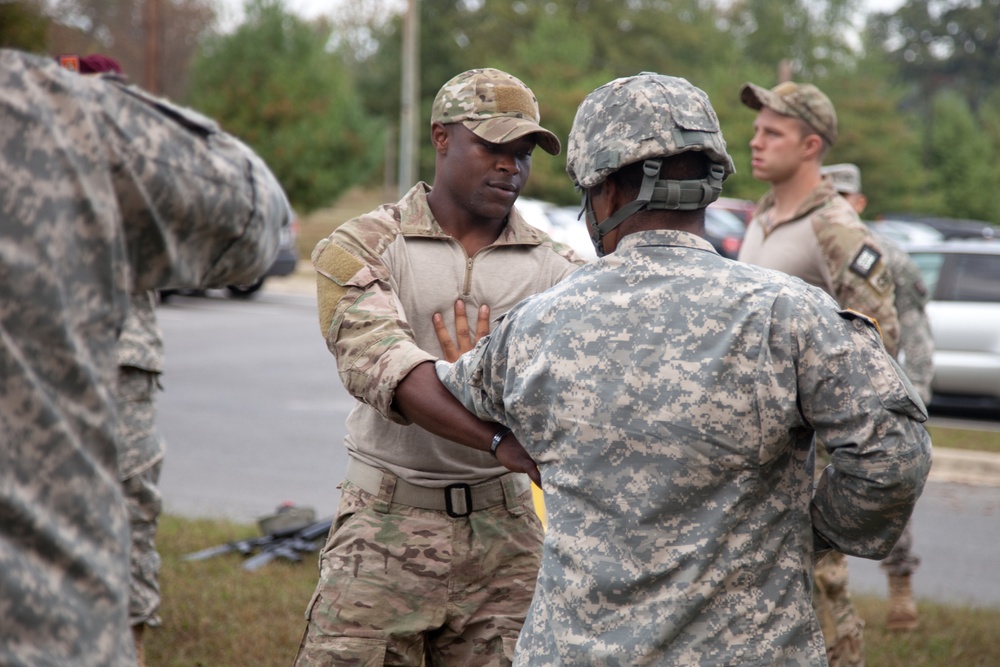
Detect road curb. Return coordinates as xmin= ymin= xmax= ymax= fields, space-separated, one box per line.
xmin=929 ymin=447 xmax=1000 ymax=486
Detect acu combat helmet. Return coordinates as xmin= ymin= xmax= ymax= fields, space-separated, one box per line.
xmin=566 ymin=72 xmax=735 ymax=256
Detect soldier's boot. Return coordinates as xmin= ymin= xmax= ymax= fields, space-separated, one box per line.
xmin=132 ymin=624 xmax=146 ymax=667
xmin=886 ymin=573 xmax=919 ymax=631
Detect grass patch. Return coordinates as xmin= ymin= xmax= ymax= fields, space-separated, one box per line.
xmin=146 ymin=514 xmax=1000 ymax=666
xmin=926 ymin=424 xmax=1000 ymax=455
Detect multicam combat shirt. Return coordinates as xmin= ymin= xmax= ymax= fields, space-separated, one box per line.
xmin=739 ymin=179 xmax=901 ymax=356
xmin=312 ymin=183 xmax=581 ymax=486
xmin=438 ymin=229 xmax=932 ymax=666
xmin=0 ymin=49 xmax=287 ymax=667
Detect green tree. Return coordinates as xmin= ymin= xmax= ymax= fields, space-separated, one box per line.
xmin=0 ymin=1 xmax=48 ymax=52
xmin=187 ymin=0 xmax=383 ymax=212
xmin=927 ymin=90 xmax=996 ymax=222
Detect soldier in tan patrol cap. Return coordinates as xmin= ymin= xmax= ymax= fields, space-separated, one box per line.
xmin=296 ymin=68 xmax=584 ymax=666
xmin=737 ymin=82 xmax=904 ymax=667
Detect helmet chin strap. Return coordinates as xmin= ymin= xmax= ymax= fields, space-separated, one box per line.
xmin=584 ymin=158 xmax=725 ymax=257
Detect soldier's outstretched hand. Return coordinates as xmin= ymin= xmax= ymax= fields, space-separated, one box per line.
xmin=433 ymin=299 xmax=490 ymax=362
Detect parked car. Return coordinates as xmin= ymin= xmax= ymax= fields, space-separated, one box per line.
xmin=902 ymin=240 xmax=1000 ymax=411
xmin=704 ymin=205 xmax=746 ymax=259
xmin=516 ymin=197 xmax=597 ymax=260
xmin=160 ymin=209 xmax=300 ymax=301
xmin=710 ymin=196 xmax=755 ymax=226
xmin=884 ymin=214 xmax=998 ymax=240
xmin=867 ymin=219 xmax=944 ymax=246
xmin=225 ymin=211 xmax=301 ymax=297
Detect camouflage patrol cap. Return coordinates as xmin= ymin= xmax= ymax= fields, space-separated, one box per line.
xmin=431 ymin=68 xmax=561 ymax=155
xmin=740 ymin=80 xmax=838 ymax=146
xmin=566 ymin=72 xmax=735 ymax=189
xmin=822 ymin=163 xmax=862 ymax=194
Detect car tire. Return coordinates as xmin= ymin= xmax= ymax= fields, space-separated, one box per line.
xmin=226 ymin=277 xmax=265 ymax=298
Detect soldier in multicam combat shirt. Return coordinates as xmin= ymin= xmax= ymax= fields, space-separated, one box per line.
xmin=435 ymin=72 xmax=932 ymax=666
xmin=737 ymin=81 xmax=906 ymax=667
xmin=296 ymin=68 xmax=583 ymax=666
xmin=824 ymin=162 xmax=934 ymax=634
xmin=0 ymin=49 xmax=288 ymax=667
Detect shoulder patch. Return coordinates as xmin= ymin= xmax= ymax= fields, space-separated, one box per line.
xmin=314 ymin=240 xmax=364 ymax=286
xmin=849 ymin=244 xmax=882 ymax=279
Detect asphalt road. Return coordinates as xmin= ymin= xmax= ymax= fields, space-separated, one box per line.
xmin=156 ymin=284 xmax=1000 ymax=609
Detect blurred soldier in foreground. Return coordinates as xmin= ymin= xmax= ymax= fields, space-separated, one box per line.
xmin=435 ymin=72 xmax=932 ymax=665
xmin=0 ymin=49 xmax=288 ymax=666
xmin=737 ymin=80 xmax=906 ymax=666
xmin=297 ymin=68 xmax=581 ymax=666
xmin=824 ymin=162 xmax=934 ymax=632
xmin=63 ymin=53 xmax=171 ymax=666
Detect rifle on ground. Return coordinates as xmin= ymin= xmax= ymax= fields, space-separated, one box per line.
xmin=182 ymin=516 xmax=333 ymax=571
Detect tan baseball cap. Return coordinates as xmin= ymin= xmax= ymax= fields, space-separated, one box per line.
xmin=739 ymin=80 xmax=838 ymax=146
xmin=431 ymin=68 xmax=561 ymax=156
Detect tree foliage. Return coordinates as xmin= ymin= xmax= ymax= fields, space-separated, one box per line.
xmin=44 ymin=0 xmax=216 ymax=100
xmin=0 ymin=1 xmax=49 ymax=52
xmin=186 ymin=0 xmax=383 ymax=212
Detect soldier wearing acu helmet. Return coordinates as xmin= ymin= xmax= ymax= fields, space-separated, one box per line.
xmin=296 ymin=67 xmax=583 ymax=666
xmin=737 ymin=80 xmax=913 ymax=667
xmin=434 ymin=72 xmax=932 ymax=666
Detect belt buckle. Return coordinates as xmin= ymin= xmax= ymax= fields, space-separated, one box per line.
xmin=445 ymin=483 xmax=473 ymax=518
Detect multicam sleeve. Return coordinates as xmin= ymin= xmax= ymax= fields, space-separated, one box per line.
xmin=789 ymin=296 xmax=932 ymax=560
xmin=813 ymin=216 xmax=900 ymax=356
xmin=312 ymin=217 xmax=435 ymax=423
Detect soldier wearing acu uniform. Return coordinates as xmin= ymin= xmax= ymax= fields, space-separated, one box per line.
xmin=737 ymin=81 xmax=907 ymax=667
xmin=296 ymin=68 xmax=583 ymax=666
xmin=823 ymin=162 xmax=933 ymax=632
xmin=0 ymin=49 xmax=289 ymax=667
xmin=66 ymin=53 xmax=170 ymax=667
xmin=435 ymin=72 xmax=932 ymax=666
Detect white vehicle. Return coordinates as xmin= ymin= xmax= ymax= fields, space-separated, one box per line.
xmin=903 ymin=240 xmax=1000 ymax=412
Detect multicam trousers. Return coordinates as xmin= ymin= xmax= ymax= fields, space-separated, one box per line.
xmin=295 ymin=477 xmax=544 ymax=667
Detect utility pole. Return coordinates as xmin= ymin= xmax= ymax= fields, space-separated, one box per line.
xmin=144 ymin=0 xmax=161 ymax=94
xmin=398 ymin=0 xmax=419 ymax=198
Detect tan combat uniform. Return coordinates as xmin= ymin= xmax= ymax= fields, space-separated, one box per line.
xmin=297 ymin=183 xmax=582 ymax=666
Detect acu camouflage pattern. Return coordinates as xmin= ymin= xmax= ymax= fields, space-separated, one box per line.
xmin=437 ymin=229 xmax=932 ymax=666
xmin=879 ymin=238 xmax=934 ymax=402
xmin=0 ymin=49 xmax=287 ymax=667
xmin=117 ymin=292 xmax=166 ymax=479
xmin=295 ymin=481 xmax=542 ymax=666
xmin=566 ymin=73 xmax=735 ymax=189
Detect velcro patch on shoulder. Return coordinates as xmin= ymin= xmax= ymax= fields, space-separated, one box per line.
xmin=849 ymin=244 xmax=882 ymax=279
xmin=314 ymin=241 xmax=364 ymax=286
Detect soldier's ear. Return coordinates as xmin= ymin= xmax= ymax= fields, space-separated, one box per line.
xmin=431 ymin=122 xmax=450 ymax=155
xmin=802 ymin=133 xmax=824 ymax=161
